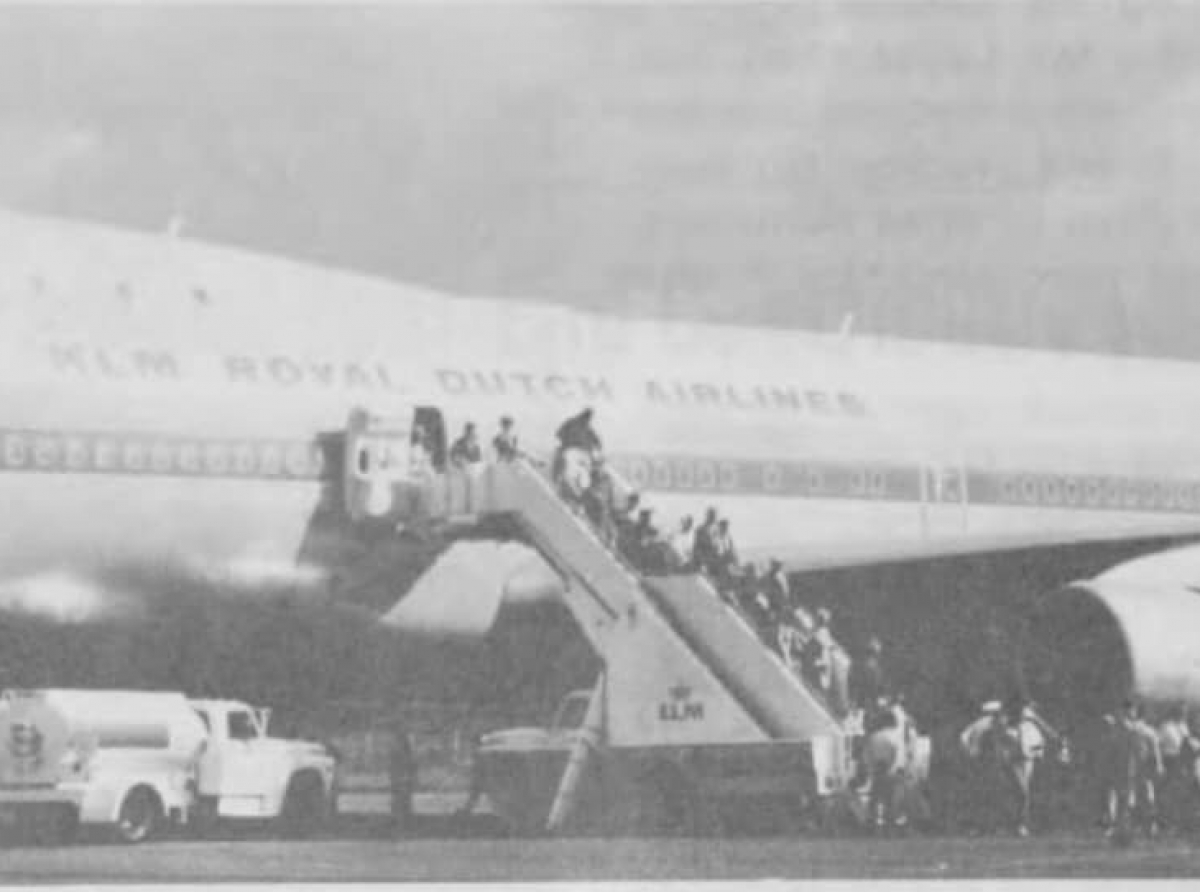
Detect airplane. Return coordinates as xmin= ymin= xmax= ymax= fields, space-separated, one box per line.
xmin=4 ymin=207 xmax=1200 ymax=730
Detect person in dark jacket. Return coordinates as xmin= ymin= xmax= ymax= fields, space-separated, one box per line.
xmin=556 ymin=408 xmax=602 ymax=455
xmin=492 ymin=416 xmax=520 ymax=462
xmin=762 ymin=559 xmax=790 ymax=616
xmin=693 ymin=507 xmax=720 ymax=576
xmin=851 ymin=637 xmax=891 ymax=711
xmin=711 ymin=518 xmax=738 ymax=584
xmin=448 ymin=422 xmax=482 ymax=468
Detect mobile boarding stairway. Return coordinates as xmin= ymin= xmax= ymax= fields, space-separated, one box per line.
xmin=428 ymin=459 xmax=841 ymax=740
xmin=341 ymin=408 xmax=853 ymax=832
xmin=427 ymin=459 xmax=853 ymax=831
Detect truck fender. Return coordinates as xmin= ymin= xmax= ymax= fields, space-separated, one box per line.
xmin=82 ymin=768 xmax=190 ymax=827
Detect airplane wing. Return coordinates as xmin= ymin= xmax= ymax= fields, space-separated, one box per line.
xmin=742 ymin=521 xmax=1200 ymax=576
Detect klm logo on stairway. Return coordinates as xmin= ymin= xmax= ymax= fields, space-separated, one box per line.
xmin=658 ymin=683 xmax=705 ymax=723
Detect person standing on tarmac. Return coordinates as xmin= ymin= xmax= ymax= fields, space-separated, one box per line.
xmin=959 ymin=701 xmax=1006 ymax=834
xmin=862 ymin=703 xmax=907 ymax=833
xmin=388 ymin=728 xmax=415 ymax=834
xmin=1156 ymin=704 xmax=1196 ymax=832
xmin=1008 ymin=701 xmax=1047 ymax=837
xmin=1109 ymin=699 xmax=1165 ymax=843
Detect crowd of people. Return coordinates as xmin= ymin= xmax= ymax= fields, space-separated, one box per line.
xmin=545 ymin=411 xmax=878 ymax=714
xmin=430 ymin=408 xmax=1200 ymax=842
xmin=930 ymin=694 xmax=1200 ymax=844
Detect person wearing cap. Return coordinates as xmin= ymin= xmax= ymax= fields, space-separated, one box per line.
xmin=492 ymin=416 xmax=520 ymax=462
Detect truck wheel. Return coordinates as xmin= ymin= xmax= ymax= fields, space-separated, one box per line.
xmin=114 ymin=786 xmax=162 ymax=844
xmin=278 ymin=772 xmax=327 ymax=839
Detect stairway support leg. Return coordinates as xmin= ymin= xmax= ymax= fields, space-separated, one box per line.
xmin=546 ymin=672 xmax=607 ymax=834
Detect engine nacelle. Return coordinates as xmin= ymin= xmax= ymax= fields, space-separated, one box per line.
xmin=1025 ymin=543 xmax=1200 ymax=720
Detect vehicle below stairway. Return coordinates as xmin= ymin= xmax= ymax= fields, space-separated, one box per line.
xmin=470 ymin=687 xmax=864 ymax=836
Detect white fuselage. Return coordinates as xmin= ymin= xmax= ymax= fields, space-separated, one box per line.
xmin=4 ymin=211 xmax=1200 ymax=627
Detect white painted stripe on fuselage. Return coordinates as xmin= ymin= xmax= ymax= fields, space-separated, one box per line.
xmin=6 ymin=212 xmax=1200 ymax=608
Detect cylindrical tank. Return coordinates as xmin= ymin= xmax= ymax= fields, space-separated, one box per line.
xmin=0 ymin=689 xmax=208 ymax=788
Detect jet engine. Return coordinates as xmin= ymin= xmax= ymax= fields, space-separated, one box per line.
xmin=1024 ymin=543 xmax=1200 ymax=722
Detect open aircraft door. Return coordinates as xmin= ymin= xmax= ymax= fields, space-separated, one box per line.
xmin=343 ymin=405 xmax=445 ymax=522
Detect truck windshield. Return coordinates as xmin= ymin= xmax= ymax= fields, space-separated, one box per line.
xmin=554 ymin=696 xmax=590 ymax=731
xmin=228 ymin=711 xmax=257 ymax=741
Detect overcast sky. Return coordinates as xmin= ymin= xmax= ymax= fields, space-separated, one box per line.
xmin=3 ymin=3 xmax=1200 ymax=357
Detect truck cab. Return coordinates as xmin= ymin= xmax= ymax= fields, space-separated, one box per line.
xmin=190 ymin=699 xmax=337 ymax=835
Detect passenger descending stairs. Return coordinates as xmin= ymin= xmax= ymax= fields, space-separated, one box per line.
xmin=421 ymin=459 xmax=841 ymax=749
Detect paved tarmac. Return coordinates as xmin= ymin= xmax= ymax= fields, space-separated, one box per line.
xmin=4 ymin=825 xmax=1200 ymax=882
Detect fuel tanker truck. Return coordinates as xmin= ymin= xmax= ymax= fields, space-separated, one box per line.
xmin=0 ymin=689 xmax=338 ymax=844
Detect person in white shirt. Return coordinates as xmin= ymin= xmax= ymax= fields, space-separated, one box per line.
xmin=1009 ymin=702 xmax=1047 ymax=837
xmin=666 ymin=515 xmax=695 ymax=571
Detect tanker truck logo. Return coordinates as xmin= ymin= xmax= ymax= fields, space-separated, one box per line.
xmin=7 ymin=720 xmax=45 ymax=769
